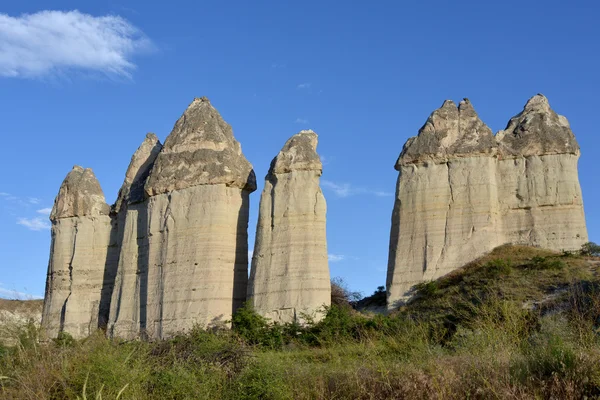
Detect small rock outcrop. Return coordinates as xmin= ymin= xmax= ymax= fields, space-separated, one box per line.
xmin=248 ymin=130 xmax=330 ymax=323
xmin=142 ymin=98 xmax=256 ymax=339
xmin=42 ymin=166 xmax=117 ymax=339
xmin=108 ymin=133 xmax=162 ymax=339
xmin=387 ymin=95 xmax=588 ymax=307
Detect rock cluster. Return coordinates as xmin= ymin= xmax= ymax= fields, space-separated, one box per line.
xmin=248 ymin=131 xmax=330 ymax=323
xmin=387 ymin=95 xmax=588 ymax=307
xmin=41 ymin=94 xmax=589 ymax=338
xmin=43 ymin=98 xmax=262 ymax=340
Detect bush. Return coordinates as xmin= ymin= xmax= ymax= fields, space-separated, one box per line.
xmin=531 ymin=256 xmax=566 ymax=270
xmin=485 ymin=258 xmax=513 ymax=276
xmin=581 ymin=242 xmax=600 ymax=257
xmin=330 ymin=277 xmax=361 ymax=307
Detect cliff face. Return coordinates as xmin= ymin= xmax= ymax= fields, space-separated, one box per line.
xmin=248 ymin=131 xmax=330 ymax=323
xmin=108 ymin=133 xmax=162 ymax=340
xmin=42 ymin=166 xmax=117 ymax=339
xmin=141 ymin=98 xmax=255 ymax=339
xmin=387 ymin=95 xmax=588 ymax=307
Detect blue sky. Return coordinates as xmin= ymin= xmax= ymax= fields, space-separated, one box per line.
xmin=0 ymin=0 xmax=598 ymax=299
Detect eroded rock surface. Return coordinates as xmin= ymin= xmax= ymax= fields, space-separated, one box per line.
xmin=140 ymin=98 xmax=255 ymax=339
xmin=387 ymin=95 xmax=588 ymax=307
xmin=248 ymin=130 xmax=330 ymax=323
xmin=108 ymin=134 xmax=162 ymax=339
xmin=42 ymin=166 xmax=117 ymax=339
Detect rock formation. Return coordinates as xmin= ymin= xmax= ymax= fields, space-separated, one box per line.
xmin=495 ymin=95 xmax=587 ymax=250
xmin=387 ymin=95 xmax=588 ymax=307
xmin=42 ymin=166 xmax=117 ymax=339
xmin=141 ymin=97 xmax=256 ymax=339
xmin=248 ymin=130 xmax=330 ymax=323
xmin=108 ymin=133 xmax=162 ymax=339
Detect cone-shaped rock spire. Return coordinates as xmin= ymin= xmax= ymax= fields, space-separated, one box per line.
xmin=398 ymin=98 xmax=496 ymax=167
xmin=42 ymin=166 xmax=116 ymax=339
xmin=139 ymin=97 xmax=255 ymax=339
xmin=248 ymin=130 xmax=330 ymax=324
xmin=145 ymin=97 xmax=256 ymax=196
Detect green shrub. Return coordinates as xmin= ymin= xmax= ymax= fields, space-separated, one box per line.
xmin=531 ymin=256 xmax=566 ymax=270
xmin=485 ymin=258 xmax=513 ymax=276
xmin=581 ymin=242 xmax=600 ymax=257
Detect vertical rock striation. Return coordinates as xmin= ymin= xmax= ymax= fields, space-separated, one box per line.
xmin=387 ymin=95 xmax=588 ymax=307
xmin=108 ymin=133 xmax=162 ymax=339
xmin=495 ymin=94 xmax=587 ymax=250
xmin=42 ymin=166 xmax=116 ymax=339
xmin=248 ymin=130 xmax=330 ymax=323
xmin=142 ymin=97 xmax=256 ymax=339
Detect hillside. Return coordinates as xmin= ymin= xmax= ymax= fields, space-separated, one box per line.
xmin=1 ymin=245 xmax=600 ymax=399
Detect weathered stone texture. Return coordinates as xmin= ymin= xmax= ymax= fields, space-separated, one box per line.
xmin=248 ymin=131 xmax=330 ymax=324
xmin=42 ymin=167 xmax=116 ymax=339
xmin=108 ymin=134 xmax=162 ymax=340
xmin=139 ymin=98 xmax=255 ymax=339
xmin=145 ymin=97 xmax=256 ymax=195
xmin=387 ymin=95 xmax=588 ymax=307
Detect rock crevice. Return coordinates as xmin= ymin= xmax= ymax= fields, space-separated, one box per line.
xmin=387 ymin=95 xmax=588 ymax=307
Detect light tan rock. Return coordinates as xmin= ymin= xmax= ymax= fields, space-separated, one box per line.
xmin=248 ymin=131 xmax=330 ymax=324
xmin=496 ymin=94 xmax=587 ymax=251
xmin=108 ymin=134 xmax=162 ymax=340
xmin=387 ymin=100 xmax=500 ymax=306
xmin=141 ymin=98 xmax=255 ymax=339
xmin=42 ymin=166 xmax=117 ymax=339
xmin=387 ymin=95 xmax=588 ymax=308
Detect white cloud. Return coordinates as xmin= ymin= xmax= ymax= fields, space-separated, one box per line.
xmin=321 ymin=180 xmax=352 ymax=198
xmin=28 ymin=197 xmax=40 ymax=204
xmin=0 ymin=10 xmax=153 ymax=78
xmin=17 ymin=217 xmax=50 ymax=231
xmin=0 ymin=284 xmax=42 ymax=300
xmin=328 ymin=254 xmax=345 ymax=263
xmin=297 ymin=82 xmax=311 ymax=89
xmin=294 ymin=118 xmax=309 ymax=124
xmin=0 ymin=192 xmax=9 ymax=196
xmin=36 ymin=207 xmax=52 ymax=215
xmin=321 ymin=180 xmax=393 ymax=198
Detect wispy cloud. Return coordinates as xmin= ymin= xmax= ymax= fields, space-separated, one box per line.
xmin=321 ymin=180 xmax=393 ymax=198
xmin=0 ymin=192 xmax=9 ymax=196
xmin=0 ymin=10 xmax=153 ymax=79
xmin=17 ymin=217 xmax=50 ymax=231
xmin=328 ymin=254 xmax=345 ymax=263
xmin=248 ymin=249 xmax=254 ymax=261
xmin=321 ymin=180 xmax=352 ymax=198
xmin=28 ymin=197 xmax=40 ymax=204
xmin=271 ymin=62 xmax=286 ymax=69
xmin=294 ymin=118 xmax=309 ymax=124
xmin=297 ymin=82 xmax=311 ymax=90
xmin=0 ymin=283 xmax=42 ymax=300
xmin=36 ymin=207 xmax=52 ymax=215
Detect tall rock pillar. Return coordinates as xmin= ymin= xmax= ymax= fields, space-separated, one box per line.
xmin=248 ymin=130 xmax=330 ymax=323
xmin=496 ymin=94 xmax=588 ymax=250
xmin=387 ymin=100 xmax=499 ymax=307
xmin=42 ymin=166 xmax=117 ymax=339
xmin=142 ymin=97 xmax=256 ymax=339
xmin=108 ymin=133 xmax=162 ymax=339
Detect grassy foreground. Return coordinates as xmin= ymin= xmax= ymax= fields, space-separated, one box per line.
xmin=2 ymin=245 xmax=600 ymax=399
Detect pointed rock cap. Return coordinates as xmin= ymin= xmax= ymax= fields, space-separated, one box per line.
xmin=397 ymin=98 xmax=496 ymax=168
xmin=496 ymin=94 xmax=579 ymax=157
xmin=113 ymin=133 xmax=163 ymax=213
xmin=50 ymin=166 xmax=110 ymax=221
xmin=268 ymin=130 xmax=322 ymax=176
xmin=145 ymin=97 xmax=256 ymax=196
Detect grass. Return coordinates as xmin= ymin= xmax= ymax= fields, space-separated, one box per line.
xmin=1 ymin=245 xmax=600 ymax=399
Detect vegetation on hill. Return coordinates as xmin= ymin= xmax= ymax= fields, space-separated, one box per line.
xmin=1 ymin=244 xmax=600 ymax=399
